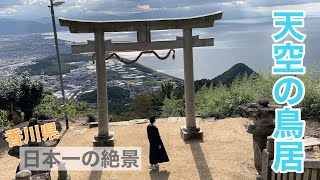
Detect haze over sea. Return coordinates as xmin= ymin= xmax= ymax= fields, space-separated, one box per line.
xmin=1 ymin=1 xmax=320 ymax=80
xmin=43 ymin=17 xmax=320 ymax=80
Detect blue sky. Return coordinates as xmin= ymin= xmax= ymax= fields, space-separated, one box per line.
xmin=0 ymin=0 xmax=320 ymax=20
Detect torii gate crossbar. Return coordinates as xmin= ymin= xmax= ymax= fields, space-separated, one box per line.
xmin=59 ymin=11 xmax=223 ymax=146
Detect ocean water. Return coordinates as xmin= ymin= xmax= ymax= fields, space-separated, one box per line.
xmin=1 ymin=18 xmax=320 ymax=79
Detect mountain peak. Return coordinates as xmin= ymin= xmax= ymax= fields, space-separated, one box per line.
xmin=194 ymin=63 xmax=257 ymax=91
xmin=212 ymin=63 xmax=256 ymax=85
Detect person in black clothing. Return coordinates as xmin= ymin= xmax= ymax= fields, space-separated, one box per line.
xmin=147 ymin=116 xmax=169 ymax=170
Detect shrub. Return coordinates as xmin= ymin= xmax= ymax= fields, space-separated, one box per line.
xmin=35 ymin=94 xmax=97 ymax=120
xmin=160 ymin=98 xmax=185 ymax=118
xmin=66 ymin=100 xmax=96 ymax=119
xmin=34 ymin=94 xmax=60 ymax=119
xmin=160 ymin=67 xmax=320 ymax=121
xmin=194 ymin=74 xmax=276 ymax=119
xmin=298 ymin=65 xmax=320 ymax=120
xmin=0 ymin=110 xmax=8 ymax=126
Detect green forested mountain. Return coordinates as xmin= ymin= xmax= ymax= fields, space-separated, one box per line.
xmin=18 ymin=54 xmax=89 ymax=76
xmin=78 ymin=87 xmax=131 ymax=115
xmin=213 ymin=63 xmax=256 ymax=84
xmin=194 ymin=63 xmax=257 ymax=91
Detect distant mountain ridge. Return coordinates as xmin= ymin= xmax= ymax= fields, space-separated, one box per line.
xmin=0 ymin=18 xmax=66 ymax=35
xmin=195 ymin=63 xmax=257 ymax=91
xmin=0 ymin=11 xmax=275 ymax=35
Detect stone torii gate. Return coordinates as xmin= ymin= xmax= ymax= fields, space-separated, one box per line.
xmin=59 ymin=11 xmax=222 ymax=146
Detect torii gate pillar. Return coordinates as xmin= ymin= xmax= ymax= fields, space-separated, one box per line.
xmin=93 ymin=29 xmax=114 ymax=146
xmin=180 ymin=28 xmax=203 ymax=140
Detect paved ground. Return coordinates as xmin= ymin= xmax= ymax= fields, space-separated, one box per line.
xmin=0 ymin=117 xmax=256 ymax=180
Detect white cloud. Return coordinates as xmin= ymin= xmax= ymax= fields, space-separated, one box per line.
xmin=222 ymin=0 xmax=247 ymax=7
xmin=24 ymin=0 xmax=46 ymax=6
xmin=249 ymin=2 xmax=320 ymax=17
xmin=0 ymin=0 xmax=320 ymax=19
xmin=0 ymin=6 xmax=18 ymax=15
xmin=137 ymin=4 xmax=151 ymax=11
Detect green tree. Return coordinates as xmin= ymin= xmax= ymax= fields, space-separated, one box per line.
xmin=0 ymin=110 xmax=9 ymax=126
xmin=0 ymin=77 xmax=21 ymax=124
xmin=35 ymin=93 xmax=60 ymax=119
xmin=152 ymin=81 xmax=177 ymax=115
xmin=160 ymin=81 xmax=174 ymax=99
xmin=66 ymin=99 xmax=96 ymax=118
xmin=17 ymin=74 xmax=44 ymax=122
xmin=35 ymin=93 xmax=97 ymax=120
xmin=128 ymin=94 xmax=157 ymax=119
xmin=78 ymin=87 xmax=131 ymax=115
xmin=173 ymin=85 xmax=184 ymax=99
xmin=160 ymin=98 xmax=185 ymax=118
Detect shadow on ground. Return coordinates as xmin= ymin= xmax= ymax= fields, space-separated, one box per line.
xmin=185 ymin=139 xmax=213 ymax=180
xmin=149 ymin=167 xmax=170 ymax=180
xmin=58 ymin=128 xmax=68 ymax=140
xmin=88 ymin=170 xmax=102 ymax=180
xmin=0 ymin=136 xmax=8 ymax=158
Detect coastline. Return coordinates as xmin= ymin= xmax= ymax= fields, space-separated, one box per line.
xmin=133 ymin=62 xmax=183 ymax=82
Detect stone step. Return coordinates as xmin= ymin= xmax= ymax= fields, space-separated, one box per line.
xmin=129 ymin=119 xmax=148 ymax=124
xmin=305 ymin=138 xmax=320 ymax=147
xmin=110 ymin=121 xmax=130 ymax=126
xmin=89 ymin=122 xmax=98 ymax=128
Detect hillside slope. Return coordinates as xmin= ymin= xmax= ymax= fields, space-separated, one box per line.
xmin=195 ymin=63 xmax=257 ymax=91
xmin=213 ymin=63 xmax=256 ymax=85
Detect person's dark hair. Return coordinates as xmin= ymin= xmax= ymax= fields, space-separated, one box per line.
xmin=149 ymin=116 xmax=156 ymax=124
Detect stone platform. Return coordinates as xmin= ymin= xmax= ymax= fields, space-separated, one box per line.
xmin=180 ymin=126 xmax=203 ymax=140
xmin=93 ymin=132 xmax=115 ymax=146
